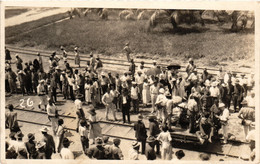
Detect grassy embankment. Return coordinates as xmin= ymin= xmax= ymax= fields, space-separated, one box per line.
xmin=5 ymin=8 xmax=29 ymax=19
xmin=6 ymin=10 xmax=254 ymax=68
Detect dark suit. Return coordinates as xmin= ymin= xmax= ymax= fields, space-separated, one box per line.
xmin=225 ymin=83 xmax=234 ymax=109
xmin=233 ymin=84 xmax=244 ymax=111
xmin=119 ymin=95 xmax=131 ymax=123
xmin=42 ymin=134 xmax=55 ymax=159
xmin=134 ymin=120 xmax=147 ymax=154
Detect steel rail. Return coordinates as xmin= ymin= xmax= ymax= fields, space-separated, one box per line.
xmin=6 ymin=45 xmax=251 ymax=75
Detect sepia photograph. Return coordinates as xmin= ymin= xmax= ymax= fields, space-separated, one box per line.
xmin=1 ymin=1 xmax=259 ymax=163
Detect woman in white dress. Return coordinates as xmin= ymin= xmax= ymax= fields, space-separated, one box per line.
xmin=157 ymin=125 xmax=173 ymax=160
xmin=142 ymin=79 xmax=150 ymax=107
xmin=85 ymin=80 xmax=91 ymax=104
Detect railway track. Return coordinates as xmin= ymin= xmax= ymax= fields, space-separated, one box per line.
xmin=5 ymin=45 xmax=251 ymax=76
xmin=10 ymin=105 xmax=251 ymax=160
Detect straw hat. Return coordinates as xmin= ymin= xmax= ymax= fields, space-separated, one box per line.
xmin=159 ymin=88 xmax=165 ymax=94
xmin=40 ymin=126 xmax=49 ymax=132
xmin=235 ymin=79 xmax=240 ymax=84
xmin=35 ymin=141 xmax=46 ymax=149
xmin=95 ymin=137 xmax=103 ymax=146
xmin=146 ymin=136 xmax=156 ymax=143
xmin=132 ymin=141 xmax=140 ymax=149
xmin=219 ymin=103 xmax=225 ymax=108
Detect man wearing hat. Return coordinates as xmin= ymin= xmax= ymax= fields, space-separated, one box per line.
xmin=129 ymin=59 xmax=136 ymax=76
xmin=185 ymin=58 xmax=196 ymax=77
xmin=100 ymin=72 xmax=109 ymax=95
xmin=239 ymin=73 xmax=248 ymax=97
xmin=78 ymin=120 xmax=89 ymax=154
xmin=150 ymin=81 xmax=160 ymax=113
xmin=215 ymin=103 xmax=229 ymax=144
xmin=74 ymin=46 xmax=80 ymax=67
xmin=145 ymin=136 xmax=156 ymax=160
xmin=119 ymin=88 xmax=131 ymax=123
xmin=37 ymin=79 xmax=48 ymax=111
xmin=94 ymin=56 xmax=103 ymax=71
xmin=135 ymin=71 xmax=145 ymax=101
xmin=128 ymin=141 xmax=140 ymax=160
xmin=238 ymin=99 xmax=255 ymax=140
xmin=60 ymin=138 xmax=74 ymax=159
xmin=60 ymin=46 xmax=68 ymax=64
xmin=6 ymin=68 xmax=18 ymax=94
xmin=108 ymin=138 xmax=124 ymax=160
xmin=15 ymin=54 xmax=23 ymax=70
xmin=25 ymin=133 xmax=37 ymax=159
xmin=209 ymin=81 xmax=220 ymax=101
xmin=40 ymin=126 xmax=56 ymax=159
xmin=134 ymin=114 xmax=147 ymax=154
xmin=186 ymin=68 xmax=198 ymax=97
xmin=233 ymin=79 xmax=244 ymax=112
xmin=148 ymin=115 xmax=160 ymax=155
xmin=123 ymin=42 xmax=131 ymax=62
xmin=102 ymin=87 xmax=117 ymax=121
xmin=131 ymin=82 xmax=139 ymax=114
xmin=87 ymin=137 xmax=107 ymax=159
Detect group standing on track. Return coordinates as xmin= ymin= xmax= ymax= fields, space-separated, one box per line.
xmin=4 ymin=45 xmax=256 ymax=161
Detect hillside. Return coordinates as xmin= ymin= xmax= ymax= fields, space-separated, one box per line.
xmin=5 ymin=9 xmax=255 ymax=72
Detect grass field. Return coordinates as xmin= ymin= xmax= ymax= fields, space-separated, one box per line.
xmin=5 ymin=12 xmax=69 ymax=38
xmin=5 ymin=9 xmax=255 ymax=70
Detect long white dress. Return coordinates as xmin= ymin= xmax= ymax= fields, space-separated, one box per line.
xmin=85 ymin=83 xmax=91 ymax=103
xmin=142 ymin=82 xmax=150 ymax=104
xmin=157 ymin=131 xmax=173 ymax=160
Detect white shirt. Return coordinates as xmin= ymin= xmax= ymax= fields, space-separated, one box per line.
xmin=78 ymin=125 xmax=89 ymax=137
xmin=209 ymin=86 xmax=220 ymax=97
xmin=47 ymin=104 xmax=57 ymax=117
xmin=155 ymin=94 xmax=168 ymax=106
xmin=74 ymin=99 xmax=82 ymax=109
xmin=135 ymin=75 xmax=144 ymax=85
xmin=150 ymin=84 xmax=159 ymax=95
xmin=131 ymin=87 xmax=139 ymax=99
xmin=60 ymin=148 xmax=74 ymax=159
xmin=220 ymin=108 xmax=229 ymax=122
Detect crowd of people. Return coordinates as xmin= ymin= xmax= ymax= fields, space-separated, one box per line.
xmin=5 ymin=46 xmax=256 ymax=161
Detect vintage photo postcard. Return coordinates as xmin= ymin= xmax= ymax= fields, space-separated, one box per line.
xmin=1 ymin=1 xmax=259 ymax=164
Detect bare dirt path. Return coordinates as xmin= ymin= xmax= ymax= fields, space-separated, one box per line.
xmin=5 ymin=7 xmax=70 ymax=27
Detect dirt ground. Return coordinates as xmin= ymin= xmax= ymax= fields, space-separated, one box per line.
xmin=5 ymin=7 xmax=69 ymax=27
